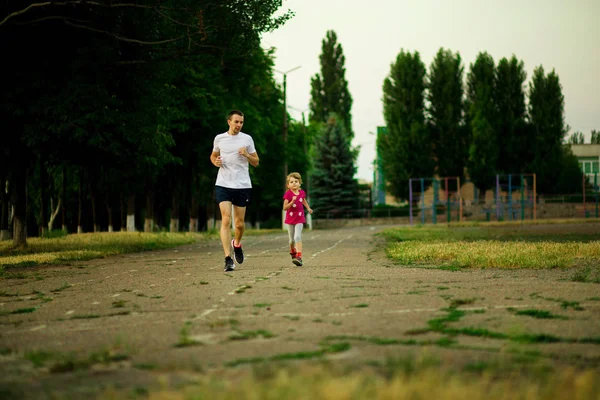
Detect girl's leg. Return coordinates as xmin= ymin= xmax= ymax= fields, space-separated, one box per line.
xmin=292 ymin=223 xmax=305 ymax=266
xmin=294 ymin=223 xmax=304 ymax=255
xmin=286 ymin=224 xmax=296 ymax=255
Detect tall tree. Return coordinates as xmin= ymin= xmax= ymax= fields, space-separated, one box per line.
xmin=310 ymin=114 xmax=358 ymax=215
xmin=379 ymin=50 xmax=433 ymax=201
xmin=309 ymin=30 xmax=354 ymax=137
xmin=568 ymin=132 xmax=585 ymax=144
xmin=465 ymin=52 xmax=499 ymax=201
xmin=591 ymin=129 xmax=600 ymax=144
xmin=0 ymin=0 xmax=294 ymax=244
xmin=556 ymin=146 xmax=585 ymax=194
xmin=528 ymin=66 xmax=567 ymax=193
xmin=495 ymin=56 xmax=528 ymax=174
xmin=427 ymin=48 xmax=466 ymax=180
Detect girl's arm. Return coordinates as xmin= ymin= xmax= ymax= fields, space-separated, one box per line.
xmin=283 ymin=194 xmax=298 ymax=210
xmin=302 ymin=198 xmax=313 ymax=214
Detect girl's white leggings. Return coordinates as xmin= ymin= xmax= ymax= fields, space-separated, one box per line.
xmin=287 ymin=223 xmax=304 ymax=244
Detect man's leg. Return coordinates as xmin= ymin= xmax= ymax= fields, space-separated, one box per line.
xmin=232 ymin=205 xmax=246 ymax=246
xmin=231 ymin=205 xmax=246 ymax=264
xmin=219 ymin=201 xmax=233 ymax=257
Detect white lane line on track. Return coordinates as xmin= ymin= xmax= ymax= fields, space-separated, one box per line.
xmin=311 ymin=234 xmax=353 ymax=259
xmin=192 ymin=309 xmax=216 ymax=320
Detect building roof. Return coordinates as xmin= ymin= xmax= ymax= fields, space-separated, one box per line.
xmin=569 ymin=144 xmax=600 ymax=158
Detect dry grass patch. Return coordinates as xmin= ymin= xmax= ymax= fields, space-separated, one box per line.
xmin=0 ymin=232 xmax=203 ymax=271
xmin=95 ymin=362 xmax=600 ymax=400
xmin=382 ymin=222 xmax=600 ymax=269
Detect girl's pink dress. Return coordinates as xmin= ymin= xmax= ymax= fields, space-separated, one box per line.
xmin=283 ymin=189 xmax=307 ymax=224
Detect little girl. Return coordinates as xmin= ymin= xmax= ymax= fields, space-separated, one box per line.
xmin=283 ymin=172 xmax=313 ymax=266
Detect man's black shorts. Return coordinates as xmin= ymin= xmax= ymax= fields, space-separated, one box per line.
xmin=215 ymin=186 xmax=252 ymax=207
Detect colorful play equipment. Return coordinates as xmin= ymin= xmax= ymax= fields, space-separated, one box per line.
xmin=409 ymin=177 xmax=462 ymax=225
xmin=583 ymin=172 xmax=599 ymax=218
xmin=409 ymin=173 xmax=537 ymax=224
xmin=492 ymin=173 xmax=536 ymax=221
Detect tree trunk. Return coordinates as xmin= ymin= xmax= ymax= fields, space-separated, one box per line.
xmin=0 ymin=175 xmax=10 ymax=241
xmin=91 ymin=191 xmax=98 ymax=232
xmin=39 ymin=157 xmax=47 ymax=237
xmin=170 ymin=194 xmax=179 ymax=232
xmin=189 ymin=195 xmax=198 ymax=232
xmin=107 ymin=194 xmax=113 ymax=233
xmin=48 ymin=197 xmax=61 ymax=232
xmin=127 ymin=194 xmax=135 ymax=232
xmin=12 ymin=168 xmax=27 ymax=248
xmin=77 ymin=171 xmax=83 ymax=234
xmin=61 ymin=165 xmax=67 ymax=232
xmin=120 ymin=194 xmax=125 ymax=232
xmin=144 ymin=191 xmax=154 ymax=233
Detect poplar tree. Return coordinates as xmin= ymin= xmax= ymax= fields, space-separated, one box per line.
xmin=309 ymin=30 xmax=354 ymax=138
xmin=379 ymin=50 xmax=433 ymax=201
xmin=529 ymin=66 xmax=568 ymax=193
xmin=495 ymin=56 xmax=528 ymax=174
xmin=428 ymin=48 xmax=466 ymax=180
xmin=465 ymin=52 xmax=499 ymax=200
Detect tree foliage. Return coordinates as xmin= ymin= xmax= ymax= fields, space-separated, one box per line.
xmin=528 ymin=66 xmax=567 ymax=193
xmin=309 ymin=115 xmax=359 ymax=216
xmin=379 ymin=50 xmax=433 ymax=201
xmin=428 ymin=48 xmax=466 ymax=180
xmin=568 ymin=132 xmax=585 ymax=144
xmin=495 ymin=56 xmax=529 ymax=174
xmin=1 ymin=0 xmax=294 ymax=245
xmin=309 ymin=30 xmax=354 ymax=138
xmin=465 ymin=52 xmax=499 ymax=199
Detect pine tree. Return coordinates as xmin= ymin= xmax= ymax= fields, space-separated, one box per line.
xmin=310 ymin=114 xmax=358 ymax=216
xmin=309 ymin=30 xmax=353 ymax=138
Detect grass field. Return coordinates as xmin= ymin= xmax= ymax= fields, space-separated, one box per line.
xmin=380 ymin=221 xmax=600 ymax=270
xmin=0 ymin=232 xmax=202 ymax=272
xmin=99 ymin=361 xmax=599 ymax=400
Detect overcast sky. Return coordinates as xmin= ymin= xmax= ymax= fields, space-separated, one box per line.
xmin=261 ymin=0 xmax=600 ymax=182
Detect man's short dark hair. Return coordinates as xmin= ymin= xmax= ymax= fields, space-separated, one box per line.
xmin=228 ymin=110 xmax=244 ymax=119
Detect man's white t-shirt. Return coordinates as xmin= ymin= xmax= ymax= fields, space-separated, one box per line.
xmin=213 ymin=131 xmax=256 ymax=189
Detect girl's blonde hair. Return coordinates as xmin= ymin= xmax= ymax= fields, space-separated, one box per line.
xmin=286 ymin=172 xmax=303 ymax=186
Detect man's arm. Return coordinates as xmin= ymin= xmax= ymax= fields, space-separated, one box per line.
xmin=210 ymin=151 xmax=222 ymax=167
xmin=239 ymin=147 xmax=259 ymax=167
xmin=246 ymin=152 xmax=259 ymax=167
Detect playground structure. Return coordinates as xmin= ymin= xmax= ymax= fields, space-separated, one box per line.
xmin=582 ymin=172 xmax=599 ymax=219
xmin=409 ymin=177 xmax=462 ymax=225
xmin=409 ymin=174 xmax=537 ymax=225
xmin=490 ymin=174 xmax=536 ymax=222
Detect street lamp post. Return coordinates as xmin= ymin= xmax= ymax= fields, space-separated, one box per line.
xmin=275 ymin=66 xmax=301 ymax=181
xmin=275 ymin=66 xmax=301 ymax=230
